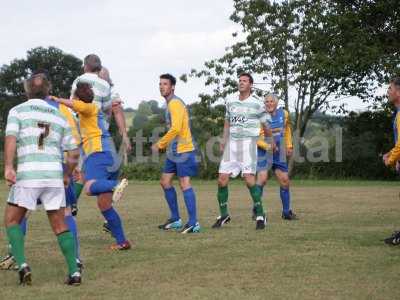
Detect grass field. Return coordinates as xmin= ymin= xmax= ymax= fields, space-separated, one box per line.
xmin=0 ymin=180 xmax=399 ymax=300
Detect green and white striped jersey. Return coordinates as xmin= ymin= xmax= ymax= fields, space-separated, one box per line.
xmin=71 ymin=73 xmax=112 ymax=129
xmin=225 ymin=94 xmax=270 ymax=139
xmin=5 ymin=99 xmax=78 ymax=188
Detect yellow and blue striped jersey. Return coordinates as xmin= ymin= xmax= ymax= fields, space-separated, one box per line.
xmin=388 ymin=109 xmax=400 ymax=165
xmin=157 ymin=96 xmax=195 ymax=153
xmin=72 ymin=100 xmax=111 ymax=156
xmin=257 ymin=108 xmax=292 ymax=150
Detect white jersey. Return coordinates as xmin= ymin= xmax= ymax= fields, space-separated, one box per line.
xmin=225 ymin=94 xmax=270 ymax=139
xmin=71 ymin=73 xmax=112 ymax=129
xmin=5 ymin=99 xmax=78 ymax=188
xmin=110 ymin=85 xmax=121 ymax=103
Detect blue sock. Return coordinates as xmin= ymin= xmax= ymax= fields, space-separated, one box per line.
xmin=163 ymin=187 xmax=180 ymax=221
xmin=20 ymin=217 xmax=27 ymax=236
xmin=65 ymin=215 xmax=80 ymax=259
xmin=101 ymin=207 xmax=126 ymax=245
xmin=280 ymin=187 xmax=291 ymax=215
xmin=89 ymin=180 xmax=118 ymax=195
xmin=183 ymin=188 xmax=197 ymax=226
xmin=256 ymin=184 xmax=264 ymax=197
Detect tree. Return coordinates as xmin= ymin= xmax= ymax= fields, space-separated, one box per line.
xmin=137 ymin=101 xmax=153 ymax=116
xmin=183 ymin=0 xmax=400 ymax=173
xmin=148 ymin=99 xmax=163 ymax=115
xmin=133 ymin=114 xmax=149 ymax=130
xmin=0 ymin=46 xmax=82 ymax=141
xmin=189 ymin=103 xmax=225 ymax=177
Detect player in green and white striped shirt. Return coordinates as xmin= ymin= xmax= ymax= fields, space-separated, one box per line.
xmin=71 ymin=54 xmax=113 ymax=129
xmin=212 ymin=73 xmax=272 ymax=230
xmin=4 ymin=73 xmax=82 ymax=286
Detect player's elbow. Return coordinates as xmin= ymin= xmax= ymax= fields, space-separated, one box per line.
xmin=168 ymin=128 xmax=180 ymax=137
xmin=112 ymin=103 xmax=123 ymax=114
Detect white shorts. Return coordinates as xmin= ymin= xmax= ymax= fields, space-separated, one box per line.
xmin=219 ymin=137 xmax=258 ymax=177
xmin=7 ymin=186 xmax=66 ymax=211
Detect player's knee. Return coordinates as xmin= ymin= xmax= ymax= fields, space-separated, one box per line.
xmin=218 ymin=176 xmax=229 ymax=187
xmin=98 ymin=199 xmax=112 ymax=212
xmin=179 ymin=178 xmax=191 ymax=190
xmin=280 ymin=177 xmax=290 ymax=188
xmin=4 ymin=205 xmax=25 ymax=227
xmin=257 ymin=174 xmax=267 ymax=186
xmin=4 ymin=214 xmax=18 ymax=227
xmin=48 ymin=213 xmax=68 ymax=235
xmin=160 ymin=178 xmax=172 ymax=189
xmin=84 ymin=180 xmax=95 ymax=196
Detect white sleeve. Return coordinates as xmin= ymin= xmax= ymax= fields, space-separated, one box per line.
xmin=5 ymin=108 xmax=20 ymax=137
xmin=70 ymin=77 xmax=79 ymax=99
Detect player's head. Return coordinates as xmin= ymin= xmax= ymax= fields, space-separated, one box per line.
xmin=84 ymin=54 xmax=102 ymax=73
xmin=388 ymin=77 xmax=400 ymax=105
xmin=238 ymin=73 xmax=253 ymax=94
xmin=32 ymin=68 xmax=50 ymax=80
xmin=74 ymin=82 xmax=94 ymax=103
xmin=24 ymin=73 xmax=51 ymax=100
xmin=99 ymin=67 xmax=113 ymax=86
xmin=264 ymin=93 xmax=279 ymax=113
xmin=159 ymin=73 xmax=176 ymax=98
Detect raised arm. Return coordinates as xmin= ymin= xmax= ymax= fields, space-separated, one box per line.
xmin=54 ymin=97 xmax=96 ymax=116
xmin=112 ymin=100 xmax=132 ymax=152
xmin=54 ymin=97 xmax=74 ymax=108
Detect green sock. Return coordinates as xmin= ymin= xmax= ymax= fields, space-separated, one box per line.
xmin=57 ymin=231 xmax=78 ymax=275
xmin=217 ymin=186 xmax=229 ymax=216
xmin=73 ymin=182 xmax=84 ymax=199
xmin=6 ymin=225 xmax=26 ymax=268
xmin=249 ymin=185 xmax=264 ymax=217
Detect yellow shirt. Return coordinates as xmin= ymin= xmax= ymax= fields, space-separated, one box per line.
xmin=388 ymin=111 xmax=400 ymax=165
xmin=257 ymin=109 xmax=293 ymax=150
xmin=59 ymin=104 xmax=81 ymax=146
xmin=72 ymin=100 xmax=112 ymax=156
xmin=157 ymin=97 xmax=195 ymax=153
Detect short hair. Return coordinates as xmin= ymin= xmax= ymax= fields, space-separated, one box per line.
xmin=160 ymin=73 xmax=176 ymax=86
xmin=32 ymin=68 xmax=50 ymax=80
xmin=24 ymin=73 xmax=51 ymax=99
xmin=390 ymin=77 xmax=400 ymax=89
xmin=74 ymin=82 xmax=94 ymax=103
xmin=84 ymin=54 xmax=102 ymax=72
xmin=239 ymin=72 xmax=254 ymax=84
xmin=264 ymin=93 xmax=279 ymax=103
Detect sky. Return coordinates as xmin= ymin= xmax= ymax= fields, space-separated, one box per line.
xmin=0 ymin=0 xmax=372 ymax=111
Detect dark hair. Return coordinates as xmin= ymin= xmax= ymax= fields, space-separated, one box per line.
xmin=84 ymin=54 xmax=102 ymax=72
xmin=74 ymin=82 xmax=94 ymax=103
xmin=390 ymin=77 xmax=400 ymax=89
xmin=32 ymin=68 xmax=50 ymax=80
xmin=239 ymin=72 xmax=254 ymax=84
xmin=24 ymin=73 xmax=51 ymax=99
xmin=160 ymin=73 xmax=176 ymax=86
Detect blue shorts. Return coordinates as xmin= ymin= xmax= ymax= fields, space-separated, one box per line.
xmin=163 ymin=150 xmax=198 ymax=178
xmin=257 ymin=147 xmax=288 ymax=173
xmin=83 ymin=151 xmax=120 ymax=181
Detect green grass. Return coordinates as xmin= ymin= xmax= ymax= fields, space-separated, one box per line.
xmin=0 ymin=180 xmax=400 ymax=299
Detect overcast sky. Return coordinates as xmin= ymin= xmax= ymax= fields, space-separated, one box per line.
xmin=1 ymin=0 xmax=371 ymax=111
